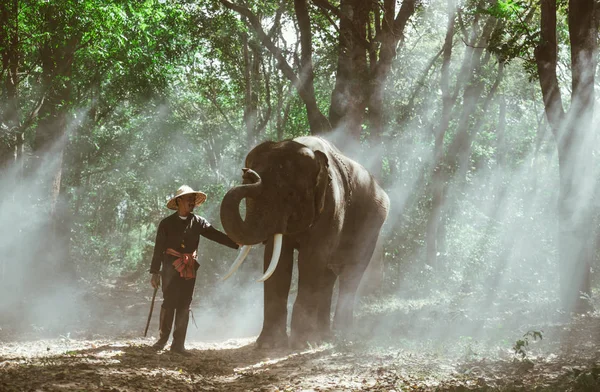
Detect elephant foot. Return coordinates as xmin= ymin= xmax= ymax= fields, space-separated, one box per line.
xmin=289 ymin=335 xmax=309 ymax=349
xmin=289 ymin=330 xmax=323 ymax=350
xmin=256 ymin=329 xmax=288 ymax=349
xmin=332 ymin=316 xmax=354 ymax=334
xmin=318 ymin=329 xmax=334 ymax=342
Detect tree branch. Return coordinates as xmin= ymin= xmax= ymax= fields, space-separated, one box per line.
xmin=202 ymin=88 xmax=239 ymax=134
xmin=219 ymin=0 xmax=300 ymax=88
xmin=255 ymin=55 xmax=272 ymax=135
xmin=312 ymin=0 xmax=371 ymax=51
xmin=392 ymin=0 xmax=416 ymax=41
xmin=456 ymin=8 xmax=469 ymax=43
xmin=220 ymin=0 xmax=330 ymax=133
xmin=472 ymin=59 xmax=505 ymax=131
xmin=311 ymin=0 xmax=340 ymax=18
xmin=11 ymin=94 xmax=46 ymax=134
xmin=312 ymin=0 xmax=340 ymax=35
xmin=268 ymin=0 xmax=287 ymax=39
xmin=534 ymin=0 xmax=565 ymax=131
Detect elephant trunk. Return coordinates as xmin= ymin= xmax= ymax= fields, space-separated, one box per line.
xmin=220 ymin=168 xmax=273 ymax=245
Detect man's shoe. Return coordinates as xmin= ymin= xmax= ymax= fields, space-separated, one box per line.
xmin=152 ymin=307 xmax=174 ymax=350
xmin=170 ymin=308 xmax=190 ymax=355
xmin=169 ymin=343 xmax=191 ymax=356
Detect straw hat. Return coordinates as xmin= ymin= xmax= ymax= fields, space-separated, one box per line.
xmin=166 ymin=185 xmax=207 ymax=210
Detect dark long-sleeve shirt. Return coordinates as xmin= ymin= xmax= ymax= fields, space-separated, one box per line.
xmin=150 ymin=213 xmax=238 ymax=274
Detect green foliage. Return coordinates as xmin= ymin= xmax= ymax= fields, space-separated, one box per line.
xmin=485 ymin=0 xmax=525 ymax=19
xmin=1 ymin=0 xmax=596 ymax=310
xmin=512 ymin=330 xmax=543 ymax=358
xmin=484 ymin=1 xmax=540 ymax=65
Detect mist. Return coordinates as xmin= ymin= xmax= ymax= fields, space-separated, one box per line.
xmin=0 ymin=100 xmax=270 ymax=343
xmin=2 ymin=0 xmax=600 ymax=390
xmin=0 ymin=3 xmax=592 ymax=351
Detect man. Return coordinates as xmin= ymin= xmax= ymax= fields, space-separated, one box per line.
xmin=149 ymin=185 xmax=239 ymax=354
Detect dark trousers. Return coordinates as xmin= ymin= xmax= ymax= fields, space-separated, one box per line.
xmin=162 ymin=271 xmax=196 ymax=310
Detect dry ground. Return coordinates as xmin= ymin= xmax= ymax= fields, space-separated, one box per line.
xmin=2 ymin=282 xmax=600 ymax=391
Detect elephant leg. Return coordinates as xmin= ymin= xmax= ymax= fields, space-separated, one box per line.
xmin=333 ymin=234 xmax=379 ymax=333
xmin=257 ymin=236 xmax=294 ymax=349
xmin=332 ymin=268 xmax=365 ymax=333
xmin=316 ymin=267 xmax=337 ymax=341
xmin=290 ymin=250 xmax=325 ymax=348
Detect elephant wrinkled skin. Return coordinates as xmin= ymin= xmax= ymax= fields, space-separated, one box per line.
xmin=220 ymin=136 xmax=390 ymax=348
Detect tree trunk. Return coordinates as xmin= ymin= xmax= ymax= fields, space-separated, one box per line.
xmin=368 ymin=0 xmax=416 ymax=178
xmin=294 ymin=0 xmax=331 ymax=134
xmin=242 ymin=29 xmax=258 ymax=146
xmin=241 ymin=28 xmax=273 ymax=146
xmin=1 ymin=0 xmax=19 ymax=170
xmin=359 ymin=0 xmax=416 ymax=293
xmin=34 ymin=65 xmax=73 ymax=215
xmin=0 ymin=0 xmax=19 ymax=284
xmin=534 ymin=0 xmax=565 ymax=126
xmin=276 ymin=94 xmax=293 ymax=141
xmin=559 ymin=0 xmax=596 ymax=312
xmin=496 ymin=96 xmax=507 ymax=169
xmin=445 ymin=15 xmax=497 ymax=176
xmin=328 ymin=0 xmax=371 ymax=141
xmin=534 ymin=0 xmax=596 ymax=312
xmin=426 ymin=0 xmax=455 ymax=267
xmin=31 ymin=5 xmax=80 ymax=282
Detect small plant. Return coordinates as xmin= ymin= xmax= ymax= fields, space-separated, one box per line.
xmin=513 ymin=330 xmax=543 ymax=358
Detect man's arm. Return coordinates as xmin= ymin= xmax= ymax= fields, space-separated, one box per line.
xmin=201 ymin=226 xmax=239 ymax=249
xmin=150 ymin=221 xmax=167 ymax=273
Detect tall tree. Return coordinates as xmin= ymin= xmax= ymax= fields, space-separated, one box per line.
xmin=241 ymin=18 xmax=274 ymax=146
xmin=426 ymin=0 xmax=456 ymax=268
xmin=425 ymin=0 xmax=503 ymax=267
xmin=219 ymin=0 xmax=417 ymax=142
xmin=219 ymin=0 xmax=331 ymax=134
xmin=326 ymin=0 xmax=371 ymax=138
xmin=367 ymin=0 xmax=416 ymax=176
xmin=534 ymin=0 xmax=597 ymax=312
xmin=32 ymin=2 xmax=81 ymax=217
xmin=0 ymin=0 xmax=20 ymax=169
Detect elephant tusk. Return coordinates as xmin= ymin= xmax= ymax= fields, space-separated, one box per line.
xmin=221 ymin=245 xmax=252 ymax=281
xmin=257 ymin=234 xmax=283 ymax=282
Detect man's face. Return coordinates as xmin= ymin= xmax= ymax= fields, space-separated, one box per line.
xmin=177 ymin=194 xmax=196 ymax=216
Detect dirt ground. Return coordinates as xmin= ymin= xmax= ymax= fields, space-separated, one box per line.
xmin=2 ymin=282 xmax=600 ymax=391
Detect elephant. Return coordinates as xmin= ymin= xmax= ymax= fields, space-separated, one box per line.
xmin=220 ymin=136 xmax=390 ymax=348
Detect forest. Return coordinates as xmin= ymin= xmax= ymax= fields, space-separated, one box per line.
xmin=1 ymin=0 xmax=600 ymax=391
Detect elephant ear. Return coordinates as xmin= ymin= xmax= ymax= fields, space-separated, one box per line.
xmin=314 ymin=150 xmax=329 ymax=215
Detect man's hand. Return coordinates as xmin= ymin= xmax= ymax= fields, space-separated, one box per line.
xmin=151 ymin=273 xmax=161 ymax=289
